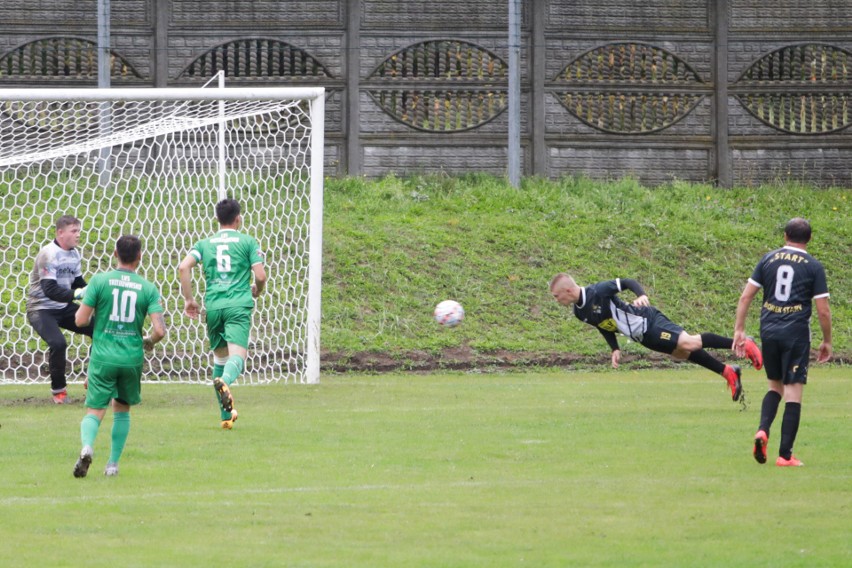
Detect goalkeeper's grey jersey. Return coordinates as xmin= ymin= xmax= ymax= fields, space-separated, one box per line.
xmin=26 ymin=240 xmax=83 ymax=312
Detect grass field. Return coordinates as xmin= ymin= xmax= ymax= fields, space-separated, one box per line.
xmin=321 ymin=175 xmax=851 ymax=364
xmin=2 ymin=367 xmax=849 ymax=567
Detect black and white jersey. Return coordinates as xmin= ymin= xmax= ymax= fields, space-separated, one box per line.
xmin=749 ymin=246 xmax=829 ymax=340
xmin=573 ymin=279 xmax=650 ymax=342
xmin=26 ymin=240 xmax=83 ymax=312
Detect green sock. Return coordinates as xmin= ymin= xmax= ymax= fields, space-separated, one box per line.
xmin=212 ymin=364 xmax=230 ymax=420
xmin=222 ymin=355 xmax=244 ymax=387
xmin=109 ymin=412 xmax=131 ymax=464
xmin=81 ymin=414 xmax=101 ymax=448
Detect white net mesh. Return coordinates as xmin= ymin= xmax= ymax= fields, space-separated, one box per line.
xmin=0 ymin=89 xmax=323 ymax=384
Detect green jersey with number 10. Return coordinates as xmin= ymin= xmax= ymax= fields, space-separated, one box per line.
xmin=190 ymin=229 xmax=264 ymax=311
xmin=83 ymin=269 xmax=164 ymax=367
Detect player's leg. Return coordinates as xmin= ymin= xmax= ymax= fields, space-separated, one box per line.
xmin=57 ymin=302 xmax=94 ymax=338
xmin=107 ymin=366 xmax=142 ymax=475
xmin=214 ymin=343 xmax=246 ymax=428
xmin=212 ymin=352 xmax=230 ymax=419
xmin=753 ymin=338 xmax=784 ymax=464
xmin=693 ymin=332 xmax=763 ymax=370
xmin=222 ymin=343 xmax=248 ymax=386
xmin=74 ymin=363 xmax=111 ymax=478
xmin=27 ymin=308 xmax=71 ymax=402
xmin=776 ymin=383 xmax=804 ymax=466
xmin=754 ymin=379 xmax=782 ymax=464
xmin=221 ymin=307 xmax=251 ymax=387
xmin=212 ymin=345 xmax=236 ymax=412
xmin=106 ymin=400 xmax=132 ymax=477
xmin=673 ymin=331 xmax=743 ymax=402
xmin=643 ymin=313 xmax=743 ymax=402
xmin=775 ymin=340 xmax=809 ymax=467
xmin=206 ymin=309 xmax=235 ymax=423
xmin=674 ymin=329 xmax=762 ymax=372
xmin=216 ymin=308 xmax=252 ymax=429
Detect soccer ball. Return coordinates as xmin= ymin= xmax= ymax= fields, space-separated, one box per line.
xmin=434 ymin=300 xmax=464 ymax=327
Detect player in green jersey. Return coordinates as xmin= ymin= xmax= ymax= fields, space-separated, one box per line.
xmin=178 ymin=198 xmax=267 ymax=429
xmin=72 ymin=235 xmax=166 ymax=478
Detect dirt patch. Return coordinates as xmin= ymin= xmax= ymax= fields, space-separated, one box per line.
xmin=319 ymin=346 xmax=664 ymax=373
xmin=320 ymin=347 xmax=848 ymax=373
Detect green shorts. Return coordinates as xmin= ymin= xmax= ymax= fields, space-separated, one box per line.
xmin=85 ymin=361 xmax=143 ymax=409
xmin=206 ymin=306 xmax=253 ymax=351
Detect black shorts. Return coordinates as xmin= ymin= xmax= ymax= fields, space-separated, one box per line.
xmin=639 ymin=309 xmax=683 ymax=355
xmin=761 ymin=335 xmax=810 ymax=385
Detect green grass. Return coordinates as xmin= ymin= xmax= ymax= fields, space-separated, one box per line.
xmin=2 ymin=367 xmax=850 ymax=566
xmin=2 ymin=174 xmax=848 ymax=367
xmin=322 ymin=175 xmax=851 ymax=363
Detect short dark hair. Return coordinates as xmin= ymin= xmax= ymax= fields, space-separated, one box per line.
xmin=116 ymin=235 xmax=142 ymax=264
xmin=55 ymin=215 xmax=81 ymax=231
xmin=216 ymin=198 xmax=241 ymax=225
xmin=784 ymin=217 xmax=812 ymax=244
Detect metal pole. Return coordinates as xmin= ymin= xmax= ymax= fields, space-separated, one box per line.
xmin=306 ymin=92 xmax=326 ymax=384
xmin=346 ymin=0 xmax=361 ymax=176
xmin=507 ymin=0 xmax=522 ymax=188
xmin=97 ymin=0 xmax=111 ymax=89
xmin=530 ymin=0 xmax=546 ymax=177
xmin=714 ymin=0 xmax=731 ymax=187
xmin=97 ymin=0 xmax=112 ymax=187
xmin=218 ymin=71 xmax=227 ymax=200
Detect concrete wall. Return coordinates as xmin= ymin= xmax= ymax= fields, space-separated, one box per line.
xmin=1 ymin=0 xmax=850 ymax=186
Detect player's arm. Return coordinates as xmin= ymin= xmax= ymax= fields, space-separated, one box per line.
xmin=41 ymin=279 xmax=76 ymax=303
xmin=733 ymin=281 xmax=761 ymax=357
xmin=178 ymin=254 xmax=200 ymax=319
xmin=597 ymin=328 xmax=622 ymax=368
xmin=815 ymin=297 xmax=832 ymax=363
xmin=75 ymin=302 xmax=94 ymax=327
xmin=251 ymin=262 xmax=267 ymax=298
xmin=71 ymin=276 xmax=87 ymax=299
xmin=143 ymin=312 xmax=167 ymax=351
xmin=620 ymin=278 xmax=649 ymax=307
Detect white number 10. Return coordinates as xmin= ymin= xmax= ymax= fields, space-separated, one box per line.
xmin=110 ymin=289 xmax=138 ymax=323
xmin=774 ymin=265 xmax=794 ymax=302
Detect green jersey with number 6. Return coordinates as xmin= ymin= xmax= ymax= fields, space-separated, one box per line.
xmin=190 ymin=229 xmax=264 ymax=311
xmin=82 ymin=269 xmax=164 ymax=367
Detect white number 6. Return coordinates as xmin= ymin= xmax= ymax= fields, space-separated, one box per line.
xmin=216 ymin=245 xmax=232 ymax=273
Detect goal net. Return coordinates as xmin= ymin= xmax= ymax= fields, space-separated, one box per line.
xmin=0 ymin=87 xmax=324 ymax=385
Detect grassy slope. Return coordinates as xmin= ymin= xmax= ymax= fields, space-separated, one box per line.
xmin=321 ymin=175 xmax=850 ymax=366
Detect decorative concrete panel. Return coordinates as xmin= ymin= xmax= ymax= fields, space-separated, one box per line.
xmin=546 ymin=0 xmax=710 ymax=32
xmin=171 ymin=0 xmax=342 ymax=27
xmin=362 ymin=0 xmax=509 ymax=30
xmin=549 ymin=147 xmax=711 ymax=185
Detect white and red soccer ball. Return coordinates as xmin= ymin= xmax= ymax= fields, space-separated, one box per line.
xmin=434 ymin=300 xmax=464 ymax=327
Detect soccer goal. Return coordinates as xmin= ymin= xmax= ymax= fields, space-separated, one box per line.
xmin=0 ymin=87 xmax=324 ymax=385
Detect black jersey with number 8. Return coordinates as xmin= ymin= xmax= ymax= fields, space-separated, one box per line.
xmin=749 ymin=245 xmax=829 ymax=340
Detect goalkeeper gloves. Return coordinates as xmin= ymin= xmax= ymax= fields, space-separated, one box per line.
xmin=73 ymin=287 xmax=86 ymax=301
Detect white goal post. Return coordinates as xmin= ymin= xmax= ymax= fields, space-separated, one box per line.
xmin=0 ymin=87 xmax=324 ymax=385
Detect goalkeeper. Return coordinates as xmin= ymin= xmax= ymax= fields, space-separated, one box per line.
xmin=179 ymin=198 xmax=267 ymax=429
xmin=550 ymin=273 xmax=763 ymax=402
xmin=26 ymin=215 xmax=94 ymax=404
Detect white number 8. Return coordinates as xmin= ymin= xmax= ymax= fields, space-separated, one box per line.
xmin=774 ymin=265 xmax=794 ymax=302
